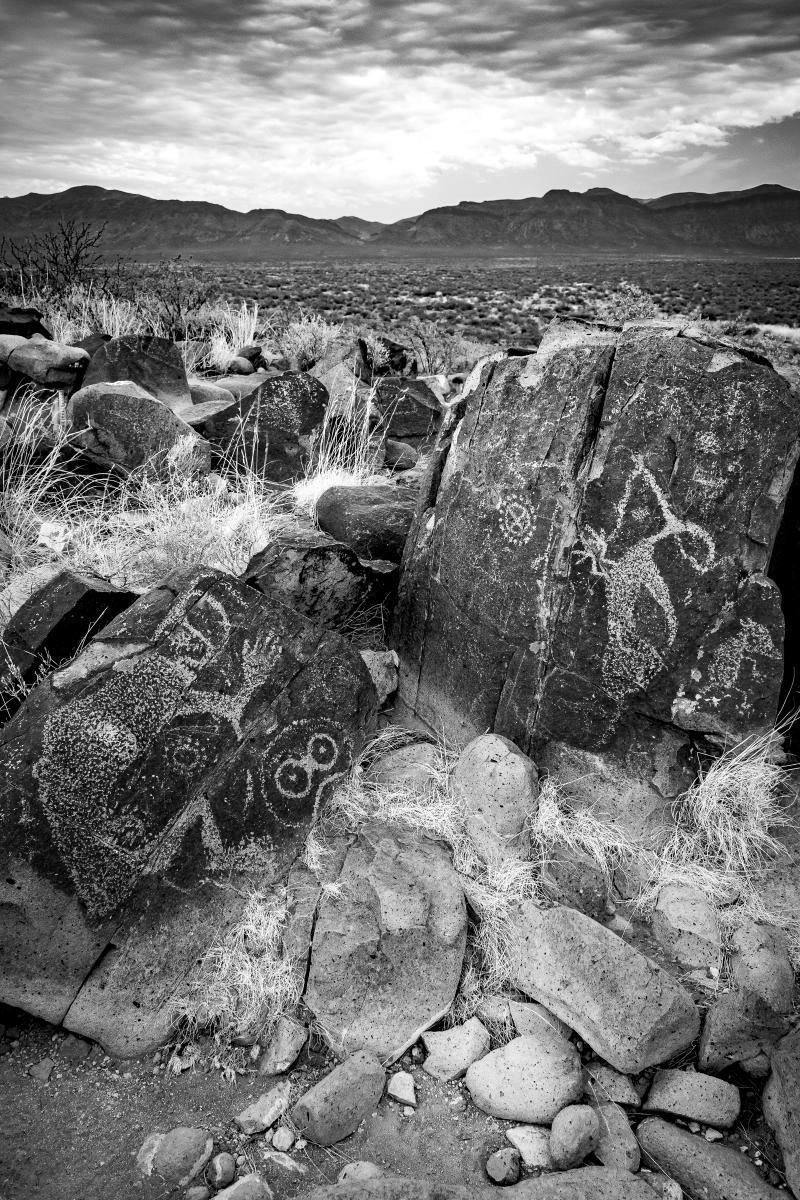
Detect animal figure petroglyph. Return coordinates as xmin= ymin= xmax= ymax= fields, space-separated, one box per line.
xmin=580 ymin=460 xmax=716 ymax=701
xmin=35 ymin=588 xmax=350 ymax=919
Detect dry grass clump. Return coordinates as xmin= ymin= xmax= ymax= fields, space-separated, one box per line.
xmin=204 ymin=300 xmax=265 ymax=370
xmin=168 ymin=890 xmax=302 ymax=1043
xmin=0 ymin=398 xmax=282 ymax=593
xmin=292 ymin=378 xmax=384 ymax=518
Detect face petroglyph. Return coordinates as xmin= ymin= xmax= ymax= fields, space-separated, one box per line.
xmin=31 ymin=580 xmax=357 ymax=921
xmin=580 ymin=460 xmax=717 ymax=703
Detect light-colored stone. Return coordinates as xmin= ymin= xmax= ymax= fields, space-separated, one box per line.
xmin=235 ymin=1080 xmax=292 ymax=1135
xmin=451 ymin=733 xmax=537 ymax=861
xmin=652 ymin=884 xmax=721 ymax=968
xmin=638 ymin=1117 xmax=782 ymax=1200
xmin=215 ymin=1174 xmax=273 ymax=1200
xmin=387 ymin=1070 xmax=416 ymax=1106
xmin=27 ymin=1056 xmax=54 ymax=1081
xmin=643 ymin=1068 xmax=741 ymax=1128
xmin=422 ymin=1017 xmax=490 ymax=1081
xmin=510 ymin=999 xmax=571 ymax=1041
xmin=506 ymin=1125 xmax=554 ymax=1170
xmin=0 ymin=333 xmax=27 ymax=363
xmin=207 ymin=1152 xmax=236 ymax=1188
xmin=336 ymin=1161 xmax=386 ymax=1184
xmin=271 ymin=1126 xmax=296 ymax=1152
xmin=367 ymin=742 xmax=440 ymax=790
xmin=8 ymin=339 xmax=89 ymax=385
xmin=592 ymin=1100 xmax=640 ymax=1172
xmin=465 ymin=1031 xmax=583 ymax=1123
xmin=583 ymin=1061 xmax=641 ymax=1106
xmin=549 ymin=1104 xmax=600 ymax=1169
xmin=290 ymin=1050 xmax=385 ymax=1146
xmin=360 ymin=649 xmax=399 ymax=707
xmin=135 ymin=1127 xmax=213 ymax=1187
xmin=510 ymin=902 xmax=700 ymax=1073
xmin=258 ymin=1015 xmax=306 ymax=1075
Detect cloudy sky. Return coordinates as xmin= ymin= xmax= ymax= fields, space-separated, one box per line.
xmin=1 ymin=0 xmax=799 ymax=220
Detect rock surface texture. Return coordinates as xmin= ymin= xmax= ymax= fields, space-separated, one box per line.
xmin=392 ymin=319 xmax=799 ymax=751
xmin=638 ymin=1117 xmax=783 ymax=1200
xmin=68 ymin=381 xmax=210 ymax=474
xmin=81 ymin=334 xmax=192 ymax=410
xmin=763 ymin=1025 xmax=800 ymax=1197
xmin=303 ymin=824 xmax=467 ymax=1059
xmin=0 ymin=568 xmax=376 ymax=1053
xmin=509 ymin=902 xmax=700 ymax=1073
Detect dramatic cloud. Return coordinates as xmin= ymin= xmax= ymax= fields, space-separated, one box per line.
xmin=1 ymin=0 xmax=798 ymax=216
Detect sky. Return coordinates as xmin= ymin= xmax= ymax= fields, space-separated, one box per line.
xmin=1 ymin=0 xmax=799 ymax=221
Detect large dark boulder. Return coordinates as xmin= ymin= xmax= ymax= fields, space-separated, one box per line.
xmin=0 ymin=306 xmax=52 ymax=339
xmin=0 ymin=565 xmax=136 ymax=719
xmin=204 ymin=371 xmax=328 ymax=482
xmin=68 ymin=381 xmax=210 ymax=474
xmin=373 ymin=377 xmax=442 ymax=448
xmin=82 ymin=334 xmax=192 ymax=410
xmin=0 ymin=568 xmax=377 ymax=1055
xmin=392 ymin=319 xmax=800 ymax=751
xmin=317 ymin=485 xmax=417 ymax=563
xmin=245 ymin=525 xmax=396 ymax=636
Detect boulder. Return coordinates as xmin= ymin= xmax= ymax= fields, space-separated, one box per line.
xmin=583 ymin=1061 xmax=641 ymax=1106
xmin=0 ymin=567 xmax=376 ymax=1053
xmin=509 ymin=902 xmax=700 ymax=1073
xmin=0 ymin=565 xmax=135 ymax=718
xmin=82 ymin=334 xmax=191 ymax=410
xmin=0 ymin=306 xmax=51 ymax=339
xmin=245 ymin=526 xmax=395 ymax=635
xmin=360 ymin=649 xmax=399 ymax=706
xmin=638 ymin=1117 xmax=782 ymax=1200
xmin=652 ymin=884 xmax=721 ymax=968
xmin=225 ymin=355 xmax=256 ymax=375
xmin=303 ymin=823 xmax=467 ymax=1060
xmin=0 ymin=333 xmax=27 ymax=363
xmin=373 ymin=377 xmax=442 ymax=448
xmin=422 ymin=1017 xmax=490 ymax=1081
xmin=188 ymin=378 xmax=236 ymax=408
xmin=549 ymin=1104 xmax=600 ymax=1169
xmin=763 ymin=1025 xmax=800 ymax=1197
xmin=392 ymin=320 xmax=799 ymax=752
xmin=510 ymin=1000 xmax=571 ymax=1041
xmin=216 ymin=1175 xmax=273 ymax=1200
xmin=366 ymin=741 xmax=439 ymax=790
xmin=316 ymin=485 xmax=417 ymax=563
xmin=304 ymin=1180 xmax=479 ymax=1200
xmin=213 ymin=373 xmax=269 ymax=401
xmin=465 ymin=1031 xmax=583 ymax=1122
xmin=204 ymin=371 xmax=328 ymax=482
xmin=235 ymin=1080 xmax=292 ymax=1134
xmin=700 ymin=921 xmax=794 ymax=1074
xmin=68 ymin=381 xmax=210 ymax=474
xmin=643 ymin=1068 xmax=740 ymax=1127
xmin=290 ymin=1050 xmax=385 ymax=1145
xmin=591 ymin=1100 xmax=640 ymax=1172
xmin=384 ymin=439 xmax=418 ymax=471
xmin=451 ymin=734 xmax=536 ymax=861
xmin=512 ymin=1169 xmax=662 ymax=1199
xmin=337 ymin=1164 xmax=388 ymax=1184
xmin=8 ymin=337 xmax=89 ymax=388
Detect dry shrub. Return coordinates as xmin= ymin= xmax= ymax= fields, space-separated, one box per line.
xmin=275 ymin=310 xmax=341 ymax=370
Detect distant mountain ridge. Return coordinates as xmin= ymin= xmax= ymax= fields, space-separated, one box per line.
xmin=1 ymin=182 xmax=798 ymax=257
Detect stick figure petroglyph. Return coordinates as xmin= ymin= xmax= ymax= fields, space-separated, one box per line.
xmin=580 ymin=460 xmax=716 ymax=701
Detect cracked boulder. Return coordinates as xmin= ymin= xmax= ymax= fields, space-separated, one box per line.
xmin=302 ymin=823 xmax=467 ymax=1060
xmin=68 ymin=381 xmax=210 ymax=475
xmin=373 ymin=377 xmax=442 ymax=449
xmin=392 ymin=318 xmax=799 ymax=752
xmin=0 ymin=567 xmax=377 ymax=1055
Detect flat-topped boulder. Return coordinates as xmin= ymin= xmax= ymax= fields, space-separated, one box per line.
xmin=392 ymin=319 xmax=799 ymax=752
xmin=0 ymin=567 xmax=376 ymax=1055
xmin=81 ymin=334 xmax=191 ymax=410
xmin=8 ymin=336 xmax=89 ymax=388
xmin=316 ymin=485 xmax=417 ymax=562
xmin=509 ymin=902 xmax=699 ymax=1073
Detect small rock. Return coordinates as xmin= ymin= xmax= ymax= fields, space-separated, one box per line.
xmin=387 ymin=1071 xmax=416 ymax=1106
xmin=271 ymin=1126 xmax=295 ymax=1152
xmin=206 ymin=1152 xmax=236 ymax=1188
xmin=215 ymin=1173 xmax=273 ymax=1200
xmin=550 ymin=1104 xmax=600 ymax=1169
xmin=506 ymin=1126 xmax=553 ymax=1170
xmin=592 ymin=1101 xmax=640 ymax=1172
xmin=704 ymin=1128 xmax=725 ymax=1142
xmin=235 ymin=1080 xmax=292 ymax=1135
xmin=384 ymin=439 xmax=419 ymax=471
xmin=258 ymin=1016 xmax=306 ymax=1075
xmin=466 ymin=1031 xmax=583 ymax=1123
xmin=290 ymin=1050 xmax=385 ymax=1146
xmin=135 ymin=1127 xmax=214 ymax=1188
xmin=27 ymin=1057 xmax=54 ymax=1082
xmin=422 ymin=1017 xmax=490 ymax=1081
xmin=510 ymin=999 xmax=571 ymax=1041
xmin=643 ymin=1068 xmax=741 ymax=1128
xmin=337 ymin=1162 xmax=386 ymax=1183
xmin=583 ymin=1061 xmax=641 ymax=1106
xmin=451 ymin=733 xmax=537 ymax=861
xmin=185 ymin=1187 xmax=211 ymax=1200
xmin=485 ymin=1147 xmax=521 ymax=1185
xmin=60 ymin=1035 xmax=92 ymax=1064
xmin=360 ymin=649 xmax=399 ymax=707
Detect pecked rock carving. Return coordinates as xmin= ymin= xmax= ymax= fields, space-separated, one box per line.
xmin=0 ymin=567 xmax=377 ymax=1054
xmin=392 ymin=318 xmax=800 ymax=751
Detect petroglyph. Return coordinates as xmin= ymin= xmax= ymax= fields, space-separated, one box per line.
xmin=581 ymin=460 xmax=716 ymax=701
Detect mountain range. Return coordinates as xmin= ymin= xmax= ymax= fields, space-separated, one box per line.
xmin=1 ymin=183 xmax=799 ymax=257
